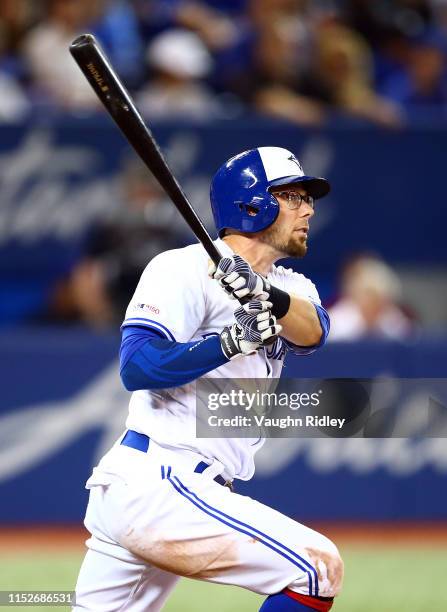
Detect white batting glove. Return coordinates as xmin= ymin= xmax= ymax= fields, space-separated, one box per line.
xmin=219 ymin=300 xmax=282 ymax=360
xmin=209 ymin=255 xmax=270 ymax=301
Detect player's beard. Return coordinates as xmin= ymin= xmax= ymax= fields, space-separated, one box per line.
xmin=257 ymin=223 xmax=308 ymax=258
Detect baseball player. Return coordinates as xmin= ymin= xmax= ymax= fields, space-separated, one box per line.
xmin=74 ymin=147 xmax=343 ymax=611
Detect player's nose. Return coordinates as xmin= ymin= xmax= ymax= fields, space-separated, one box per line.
xmin=299 ymin=202 xmax=315 ymax=218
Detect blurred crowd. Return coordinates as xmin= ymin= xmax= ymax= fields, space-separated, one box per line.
xmin=1 ymin=0 xmax=432 ymax=339
xmin=2 ymin=0 xmax=447 ymax=126
xmin=327 ymin=254 xmax=415 ymax=341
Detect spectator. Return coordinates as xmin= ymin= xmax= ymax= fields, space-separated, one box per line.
xmin=0 ymin=0 xmax=33 ymax=120
xmin=91 ymin=0 xmax=145 ymax=88
xmin=0 ymin=0 xmax=36 ymax=69
xmin=137 ymin=29 xmax=224 ymax=119
xmin=341 ymin=0 xmax=439 ymax=97
xmin=22 ymin=0 xmax=104 ymax=111
xmin=175 ymin=1 xmax=240 ymax=51
xmin=242 ymin=0 xmax=328 ymax=126
xmin=135 ymin=0 xmax=242 ymax=49
xmin=232 ymin=2 xmax=402 ymax=127
xmin=431 ymin=0 xmax=447 ymax=34
xmin=328 ymin=255 xmax=414 ymax=341
xmin=380 ymin=28 xmax=447 ymax=109
xmin=343 ymin=0 xmax=434 ymax=48
xmin=0 ymin=68 xmax=30 ymax=122
xmin=0 ymin=36 xmax=30 ymax=121
xmin=312 ymin=22 xmax=403 ymax=126
xmin=134 ymin=0 xmax=251 ymax=100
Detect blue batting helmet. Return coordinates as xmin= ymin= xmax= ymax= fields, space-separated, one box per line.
xmin=210 ymin=147 xmax=330 ymax=238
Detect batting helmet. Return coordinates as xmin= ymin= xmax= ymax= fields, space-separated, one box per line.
xmin=210 ymin=147 xmax=330 ymax=238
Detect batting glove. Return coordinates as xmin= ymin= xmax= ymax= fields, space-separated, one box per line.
xmin=210 ymin=255 xmax=292 ymax=319
xmin=209 ymin=255 xmax=270 ymax=301
xmin=219 ymin=300 xmax=282 ymax=360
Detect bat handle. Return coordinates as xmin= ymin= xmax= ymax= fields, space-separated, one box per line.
xmin=209 ymin=248 xmax=277 ymax=346
xmin=206 ymin=241 xmax=223 ymax=267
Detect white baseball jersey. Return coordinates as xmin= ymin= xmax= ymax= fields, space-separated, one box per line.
xmin=122 ymin=238 xmax=322 ymax=481
xmin=75 ymin=156 xmax=343 ymax=611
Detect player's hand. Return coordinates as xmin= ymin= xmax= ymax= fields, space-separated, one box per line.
xmin=209 ymin=255 xmax=270 ymax=301
xmin=219 ymin=300 xmax=282 ymax=360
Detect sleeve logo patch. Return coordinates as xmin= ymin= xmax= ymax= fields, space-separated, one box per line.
xmin=135 ymin=303 xmax=160 ymax=315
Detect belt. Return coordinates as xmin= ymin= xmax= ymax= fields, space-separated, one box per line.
xmin=120 ymin=430 xmax=233 ymax=490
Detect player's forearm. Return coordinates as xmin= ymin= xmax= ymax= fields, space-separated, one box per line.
xmin=120 ymin=331 xmax=227 ymax=391
xmin=209 ymin=256 xmax=327 ymax=348
xmin=278 ymin=295 xmax=324 ymax=347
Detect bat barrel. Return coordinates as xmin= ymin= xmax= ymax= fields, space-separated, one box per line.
xmin=69 ymin=33 xmax=222 ymax=266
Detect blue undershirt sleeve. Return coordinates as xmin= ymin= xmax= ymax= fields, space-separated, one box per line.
xmin=119 ymin=325 xmax=228 ymax=391
xmin=282 ymin=303 xmax=330 ymax=356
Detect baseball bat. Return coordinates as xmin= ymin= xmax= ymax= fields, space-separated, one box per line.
xmin=70 ymin=34 xmax=276 ymax=344
xmin=69 ymin=33 xmax=222 ymax=265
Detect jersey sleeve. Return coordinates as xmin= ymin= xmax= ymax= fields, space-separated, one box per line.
xmin=122 ymin=248 xmax=207 ymax=343
xmin=270 ymin=265 xmax=321 ymax=305
xmin=270 ymin=266 xmax=330 ymax=355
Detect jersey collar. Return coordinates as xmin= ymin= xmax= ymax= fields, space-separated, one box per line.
xmin=214 ymin=237 xmax=276 ymax=276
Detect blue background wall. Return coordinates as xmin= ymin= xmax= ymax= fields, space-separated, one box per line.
xmin=1 ymin=329 xmax=446 ymax=523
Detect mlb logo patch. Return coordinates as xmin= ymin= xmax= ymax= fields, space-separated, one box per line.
xmin=135 ymin=303 xmax=160 ymax=315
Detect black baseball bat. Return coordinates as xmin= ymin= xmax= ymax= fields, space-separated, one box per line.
xmin=69 ymin=34 xmax=277 ymax=344
xmin=69 ymin=33 xmax=222 ymax=265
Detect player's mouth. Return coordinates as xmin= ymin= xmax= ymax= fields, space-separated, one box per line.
xmin=294 ymin=226 xmax=309 ymax=235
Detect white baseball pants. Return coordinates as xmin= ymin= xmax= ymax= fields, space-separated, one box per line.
xmin=73 ymin=439 xmax=343 ymax=611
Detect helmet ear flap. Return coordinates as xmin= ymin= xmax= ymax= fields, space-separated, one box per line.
xmin=238 ymin=192 xmax=279 ymax=234
xmin=263 ymin=191 xmax=281 ymax=227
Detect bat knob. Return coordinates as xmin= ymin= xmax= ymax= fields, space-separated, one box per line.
xmin=70 ymin=33 xmax=96 ymax=50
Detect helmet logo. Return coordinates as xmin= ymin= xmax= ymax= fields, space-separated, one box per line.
xmin=288 ymin=154 xmax=303 ymax=173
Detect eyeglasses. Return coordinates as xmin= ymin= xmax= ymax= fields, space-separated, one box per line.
xmin=273 ymin=191 xmax=315 ymax=210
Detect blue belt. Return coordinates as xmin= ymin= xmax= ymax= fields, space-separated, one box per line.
xmin=121 ymin=430 xmax=231 ymax=488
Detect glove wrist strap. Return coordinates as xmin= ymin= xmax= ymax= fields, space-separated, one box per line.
xmin=220 ymin=326 xmax=241 ymax=360
xmin=267 ymin=285 xmax=291 ymax=320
